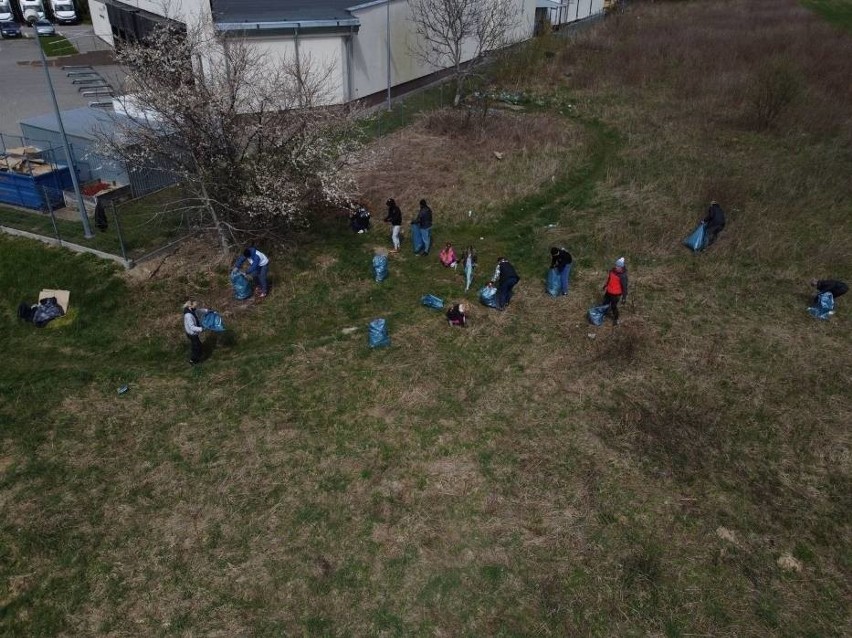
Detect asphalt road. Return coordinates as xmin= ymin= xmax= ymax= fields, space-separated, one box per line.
xmin=0 ymin=25 xmax=123 ymax=142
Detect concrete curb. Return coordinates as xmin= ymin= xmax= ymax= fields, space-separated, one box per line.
xmin=0 ymin=225 xmax=131 ymax=268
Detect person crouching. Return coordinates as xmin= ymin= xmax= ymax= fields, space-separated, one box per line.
xmin=446 ymin=303 xmax=466 ymax=327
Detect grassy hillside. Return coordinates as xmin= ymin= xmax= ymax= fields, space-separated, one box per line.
xmin=1 ymin=0 xmax=850 ymax=635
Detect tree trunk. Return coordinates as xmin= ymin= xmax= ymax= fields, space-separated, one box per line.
xmin=453 ymin=58 xmax=463 ymax=106
xmin=200 ymin=181 xmax=231 ymax=255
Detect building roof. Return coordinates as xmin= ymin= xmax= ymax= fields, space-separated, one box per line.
xmin=210 ymin=0 xmax=360 ymax=24
xmin=20 ymin=107 xmax=129 ymax=141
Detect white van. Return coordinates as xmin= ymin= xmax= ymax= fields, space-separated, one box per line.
xmin=18 ymin=0 xmax=46 ymax=20
xmin=0 ymin=0 xmax=14 ymax=22
xmin=50 ymin=0 xmax=77 ymax=24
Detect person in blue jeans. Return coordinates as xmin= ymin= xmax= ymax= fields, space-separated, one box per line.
xmin=234 ymin=246 xmax=270 ymax=298
xmin=550 ymin=246 xmax=573 ymax=295
xmin=414 ymin=199 xmax=433 ymax=255
xmin=492 ymin=257 xmax=520 ymax=310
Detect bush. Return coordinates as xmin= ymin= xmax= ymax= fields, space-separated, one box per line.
xmin=747 ymin=58 xmax=803 ymax=131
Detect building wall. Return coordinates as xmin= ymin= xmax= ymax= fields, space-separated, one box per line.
xmin=349 ymin=0 xmax=536 ymax=100
xmin=549 ymin=0 xmax=605 ymax=25
xmin=243 ymin=35 xmax=349 ymax=105
xmin=90 ymin=0 xmax=540 ymax=105
xmin=89 ymin=0 xmax=114 ymax=45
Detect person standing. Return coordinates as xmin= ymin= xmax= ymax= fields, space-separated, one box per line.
xmin=702 ymin=201 xmax=726 ymax=246
xmin=810 ymin=278 xmax=848 ymax=305
xmin=183 ymin=300 xmax=206 ymax=365
xmin=414 ymin=199 xmax=433 ymax=255
xmin=601 ymin=257 xmax=628 ymax=325
xmin=234 ymin=246 xmax=270 ymax=298
xmin=550 ymin=246 xmax=573 ymax=295
xmin=384 ymin=198 xmax=403 ymax=253
xmin=493 ymin=257 xmax=520 ymax=310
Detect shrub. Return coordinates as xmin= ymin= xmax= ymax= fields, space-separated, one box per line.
xmin=746 ymin=58 xmax=803 ymax=131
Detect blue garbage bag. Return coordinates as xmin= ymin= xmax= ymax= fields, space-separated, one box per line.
xmin=546 ymin=268 xmax=560 ymax=297
xmin=587 ymin=303 xmax=611 ymax=326
xmin=373 ymin=254 xmax=389 ymax=283
xmin=201 ymin=310 xmax=226 ymax=332
xmin=231 ymin=270 xmax=253 ymax=300
xmin=411 ymin=223 xmax=424 ymax=254
xmin=683 ymin=222 xmax=707 ymax=252
xmin=368 ymin=318 xmax=391 ymax=348
xmin=464 ymin=257 xmax=475 ymax=291
xmin=479 ymin=285 xmax=498 ymax=309
xmin=808 ymin=292 xmax=834 ymax=320
xmin=421 ymin=294 xmax=444 ymax=310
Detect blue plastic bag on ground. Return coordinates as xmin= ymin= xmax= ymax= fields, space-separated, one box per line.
xmin=808 ymin=292 xmax=834 ymax=320
xmin=479 ymin=285 xmax=498 ymax=309
xmin=201 ymin=310 xmax=226 ymax=332
xmin=546 ymin=268 xmax=560 ymax=297
xmin=231 ymin=270 xmax=253 ymax=300
xmin=411 ymin=223 xmax=424 ymax=254
xmin=587 ymin=303 xmax=611 ymax=326
xmin=368 ymin=318 xmax=391 ymax=348
xmin=464 ymin=257 xmax=475 ymax=291
xmin=373 ymin=254 xmax=389 ymax=283
xmin=421 ymin=294 xmax=444 ymax=310
xmin=683 ymin=223 xmax=707 ymax=252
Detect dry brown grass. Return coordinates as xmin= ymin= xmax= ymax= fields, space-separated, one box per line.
xmin=3 ymin=1 xmax=851 ymax=635
xmin=353 ymin=109 xmax=586 ymax=225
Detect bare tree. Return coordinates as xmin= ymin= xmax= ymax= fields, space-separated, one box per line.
xmin=97 ymin=21 xmax=359 ymax=251
xmin=408 ymin=0 xmax=521 ymax=106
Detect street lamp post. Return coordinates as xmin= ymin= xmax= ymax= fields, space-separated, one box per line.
xmin=25 ymin=9 xmax=94 ymax=238
xmin=386 ymin=0 xmax=391 ymax=111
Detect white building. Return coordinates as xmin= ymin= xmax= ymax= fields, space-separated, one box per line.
xmin=88 ymin=0 xmax=541 ymax=105
xmin=536 ymin=0 xmax=605 ymax=28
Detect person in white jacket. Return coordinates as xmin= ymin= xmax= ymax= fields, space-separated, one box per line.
xmin=183 ymin=300 xmax=207 ymax=364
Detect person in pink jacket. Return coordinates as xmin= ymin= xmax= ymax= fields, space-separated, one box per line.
xmin=439 ymin=242 xmax=458 ymax=269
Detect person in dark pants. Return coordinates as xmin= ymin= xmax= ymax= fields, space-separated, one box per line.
xmin=183 ymin=300 xmax=206 ymax=365
xmin=550 ymin=246 xmax=573 ymax=295
xmin=384 ymin=198 xmax=403 ymax=252
xmin=493 ymin=257 xmax=520 ymax=310
xmin=811 ymin=278 xmax=848 ymax=305
xmin=601 ymin=257 xmax=628 ymax=325
xmin=702 ymin=201 xmax=726 ymax=246
xmin=414 ymin=199 xmax=433 ymax=255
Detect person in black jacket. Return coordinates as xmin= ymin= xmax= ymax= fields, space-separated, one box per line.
xmin=550 ymin=246 xmax=573 ymax=295
xmin=414 ymin=199 xmax=433 ymax=255
xmin=384 ymin=198 xmax=403 ymax=252
xmin=811 ymin=278 xmax=848 ymax=305
xmin=702 ymin=201 xmax=726 ymax=246
xmin=492 ymin=257 xmax=520 ymax=310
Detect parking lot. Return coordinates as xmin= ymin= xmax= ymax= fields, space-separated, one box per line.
xmin=0 ymin=24 xmax=123 ymax=138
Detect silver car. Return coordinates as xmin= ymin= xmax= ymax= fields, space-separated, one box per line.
xmin=35 ymin=19 xmax=55 ymax=36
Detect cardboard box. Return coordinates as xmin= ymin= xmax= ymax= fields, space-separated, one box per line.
xmin=38 ymin=289 xmax=70 ymax=313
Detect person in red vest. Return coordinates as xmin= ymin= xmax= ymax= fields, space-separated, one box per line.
xmin=601 ymin=257 xmax=629 ymax=325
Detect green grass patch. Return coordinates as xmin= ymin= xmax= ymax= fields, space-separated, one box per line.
xmin=0 ymin=1 xmax=850 ymax=635
xmin=0 ymin=185 xmax=193 ymax=259
xmin=39 ymin=34 xmax=78 ymax=57
xmin=803 ymin=0 xmax=852 ymax=30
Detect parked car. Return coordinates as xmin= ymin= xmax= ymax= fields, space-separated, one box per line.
xmin=35 ymin=19 xmax=55 ymax=36
xmin=0 ymin=20 xmax=22 ymax=38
